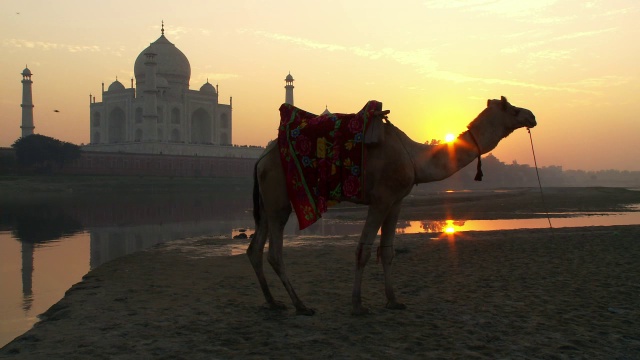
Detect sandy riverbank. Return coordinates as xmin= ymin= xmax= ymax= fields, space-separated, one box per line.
xmin=1 ymin=225 xmax=639 ymax=359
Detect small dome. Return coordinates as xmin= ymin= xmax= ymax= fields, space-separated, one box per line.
xmin=285 ymin=73 xmax=294 ymax=82
xmin=157 ymin=76 xmax=169 ymax=89
xmin=321 ymin=106 xmax=331 ymax=116
xmin=108 ymin=79 xmax=126 ymax=92
xmin=22 ymin=67 xmax=32 ymax=76
xmin=200 ymin=81 xmax=216 ymax=94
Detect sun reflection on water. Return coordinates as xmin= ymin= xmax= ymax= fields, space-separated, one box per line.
xmin=391 ymin=211 xmax=640 ymax=236
xmin=444 ymin=222 xmax=456 ymax=234
xmin=439 ymin=219 xmax=467 ymax=239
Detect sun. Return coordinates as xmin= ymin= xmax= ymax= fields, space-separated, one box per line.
xmin=445 ymin=133 xmax=456 ymax=143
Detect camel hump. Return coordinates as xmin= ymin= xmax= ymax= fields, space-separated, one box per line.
xmin=365 ymin=105 xmax=389 ymax=145
xmin=364 ymin=116 xmax=385 ymax=144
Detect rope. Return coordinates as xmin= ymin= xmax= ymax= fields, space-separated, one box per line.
xmin=527 ymin=128 xmax=553 ymax=230
xmin=467 ymin=130 xmax=483 ymax=181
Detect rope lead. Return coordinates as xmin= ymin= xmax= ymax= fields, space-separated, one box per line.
xmin=528 ymin=128 xmax=553 ymax=230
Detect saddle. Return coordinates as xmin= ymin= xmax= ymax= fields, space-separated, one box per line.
xmin=277 ymin=100 xmax=384 ymax=229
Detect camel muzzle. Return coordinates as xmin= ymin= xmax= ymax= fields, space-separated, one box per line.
xmin=521 ymin=110 xmax=536 ymax=128
xmin=527 ymin=116 xmax=537 ymax=128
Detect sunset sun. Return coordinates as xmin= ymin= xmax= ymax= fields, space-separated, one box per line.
xmin=445 ymin=134 xmax=456 ymax=143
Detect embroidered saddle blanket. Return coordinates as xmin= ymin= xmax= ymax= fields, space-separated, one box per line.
xmin=278 ymin=100 xmax=382 ymax=229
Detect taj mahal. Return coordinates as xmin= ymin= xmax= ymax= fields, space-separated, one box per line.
xmin=82 ymin=24 xmax=262 ymax=158
xmin=16 ymin=24 xmax=325 ymax=160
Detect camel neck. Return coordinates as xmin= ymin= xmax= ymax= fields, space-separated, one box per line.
xmin=411 ymin=130 xmax=483 ymax=184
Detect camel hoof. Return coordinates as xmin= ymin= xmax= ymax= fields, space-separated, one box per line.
xmin=385 ymin=301 xmax=407 ymax=310
xmin=296 ymin=307 xmax=316 ymax=316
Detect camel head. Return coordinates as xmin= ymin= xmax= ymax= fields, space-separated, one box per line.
xmin=467 ymin=96 xmax=536 ymax=153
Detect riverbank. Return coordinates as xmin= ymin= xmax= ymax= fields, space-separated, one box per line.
xmin=2 ymin=225 xmax=639 ymax=359
xmin=0 ymin=175 xmax=254 ymax=203
xmin=3 ymin=175 xmax=640 ymax=214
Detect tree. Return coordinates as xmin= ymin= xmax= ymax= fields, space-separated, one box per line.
xmin=11 ymin=134 xmax=81 ymax=169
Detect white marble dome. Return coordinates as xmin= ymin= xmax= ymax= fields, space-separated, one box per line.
xmin=134 ymin=34 xmax=191 ymax=89
xmin=108 ymin=79 xmax=126 ymax=91
xmin=199 ymin=81 xmax=216 ymax=94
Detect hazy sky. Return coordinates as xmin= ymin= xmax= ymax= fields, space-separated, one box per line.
xmin=1 ymin=0 xmax=638 ymax=170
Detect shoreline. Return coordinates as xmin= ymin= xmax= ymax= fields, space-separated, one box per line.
xmin=2 ymin=225 xmax=639 ymax=359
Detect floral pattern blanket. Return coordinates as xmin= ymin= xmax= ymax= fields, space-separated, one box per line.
xmin=278 ymin=100 xmax=382 ymax=229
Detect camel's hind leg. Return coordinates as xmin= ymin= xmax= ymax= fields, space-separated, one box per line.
xmin=246 ymin=207 xmax=287 ymax=310
xmin=266 ymin=209 xmax=315 ymax=316
xmin=247 ymin=155 xmax=287 ymax=310
xmin=249 ymin=148 xmax=314 ymax=315
xmin=379 ymin=201 xmax=406 ymax=310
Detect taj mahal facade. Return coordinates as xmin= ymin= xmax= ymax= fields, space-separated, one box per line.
xmin=83 ymin=26 xmax=262 ymax=158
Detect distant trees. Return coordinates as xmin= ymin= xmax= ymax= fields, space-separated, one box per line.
xmin=420 ymin=152 xmax=640 ymax=190
xmin=11 ymin=135 xmax=81 ymax=171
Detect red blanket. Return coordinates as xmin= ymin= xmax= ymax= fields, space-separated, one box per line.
xmin=278 ymin=100 xmax=382 ymax=229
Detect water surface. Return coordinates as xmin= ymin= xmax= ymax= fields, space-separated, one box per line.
xmin=1 ymin=191 xmax=639 ymax=347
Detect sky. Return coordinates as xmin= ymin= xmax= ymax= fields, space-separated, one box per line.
xmin=1 ymin=0 xmax=639 ymax=171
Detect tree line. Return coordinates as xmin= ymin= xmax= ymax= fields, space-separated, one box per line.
xmin=427 ymin=153 xmax=640 ymax=190
xmin=3 ymin=135 xmax=640 ymax=187
xmin=9 ymin=134 xmax=81 ymax=173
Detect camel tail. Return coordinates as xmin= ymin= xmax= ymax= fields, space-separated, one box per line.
xmin=252 ymin=161 xmax=261 ymax=226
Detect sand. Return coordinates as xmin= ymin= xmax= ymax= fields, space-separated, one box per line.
xmin=1 ymin=225 xmax=639 ymax=359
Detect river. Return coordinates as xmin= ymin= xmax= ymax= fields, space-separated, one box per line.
xmin=2 ymin=189 xmax=640 ymax=347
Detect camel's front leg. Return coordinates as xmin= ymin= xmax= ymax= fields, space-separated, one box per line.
xmin=352 ymin=206 xmax=386 ymax=315
xmin=379 ymin=201 xmax=406 ymax=310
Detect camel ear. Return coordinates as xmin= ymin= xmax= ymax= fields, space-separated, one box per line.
xmin=501 ymin=96 xmax=508 ymax=110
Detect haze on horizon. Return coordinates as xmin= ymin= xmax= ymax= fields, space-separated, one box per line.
xmin=1 ymin=0 xmax=638 ymax=171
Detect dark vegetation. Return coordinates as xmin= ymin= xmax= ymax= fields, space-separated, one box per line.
xmin=424 ymin=153 xmax=640 ymax=191
xmin=11 ymin=134 xmax=81 ymax=172
xmin=0 ymin=135 xmax=638 ymax=211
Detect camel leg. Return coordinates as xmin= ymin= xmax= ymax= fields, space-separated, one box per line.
xmin=246 ymin=210 xmax=287 ymax=310
xmin=379 ymin=201 xmax=406 ymax=310
xmin=267 ymin=210 xmax=316 ymax=316
xmin=352 ymin=205 xmax=388 ymax=315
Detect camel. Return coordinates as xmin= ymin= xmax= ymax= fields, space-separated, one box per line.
xmin=247 ymin=96 xmax=536 ymax=315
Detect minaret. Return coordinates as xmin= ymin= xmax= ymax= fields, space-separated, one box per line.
xmin=284 ymin=72 xmax=294 ymax=105
xmin=142 ymin=52 xmax=158 ymax=141
xmin=21 ymin=241 xmax=34 ymax=312
xmin=20 ymin=66 xmax=35 ymax=137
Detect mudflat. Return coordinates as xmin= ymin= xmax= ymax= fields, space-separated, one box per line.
xmin=1 ymin=186 xmax=639 ymax=359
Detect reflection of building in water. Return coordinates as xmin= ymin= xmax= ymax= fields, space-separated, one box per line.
xmin=7 ymin=193 xmax=256 ymax=299
xmin=89 ymin=219 xmax=252 ymax=268
xmin=20 ymin=242 xmax=34 ymax=312
xmin=66 ymin=195 xmax=252 ymax=228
